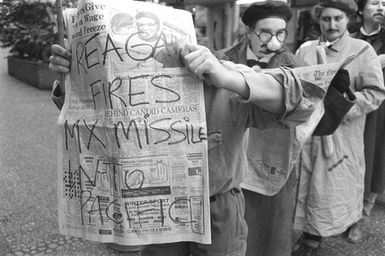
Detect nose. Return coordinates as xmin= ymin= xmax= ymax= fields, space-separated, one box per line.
xmin=271 ymin=35 xmax=280 ymax=43
xmin=329 ymin=19 xmax=337 ymax=29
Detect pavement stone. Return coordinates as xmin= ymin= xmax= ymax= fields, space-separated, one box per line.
xmin=1 ymin=47 xmax=385 ymax=256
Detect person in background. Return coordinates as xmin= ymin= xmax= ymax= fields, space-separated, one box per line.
xmin=49 ymin=35 xmax=325 ymax=255
xmin=217 ymin=1 xmax=305 ymax=255
xmin=347 ymin=0 xmax=385 ymax=243
xmin=218 ymin=1 xmax=304 ymax=70
xmin=292 ymin=0 xmax=385 ymax=254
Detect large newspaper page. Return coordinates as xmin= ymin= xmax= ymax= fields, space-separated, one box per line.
xmin=241 ymin=61 xmax=350 ymax=195
xmin=57 ymin=0 xmax=210 ymax=245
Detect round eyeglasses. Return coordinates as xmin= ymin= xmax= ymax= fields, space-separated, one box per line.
xmin=251 ymin=29 xmax=288 ymax=43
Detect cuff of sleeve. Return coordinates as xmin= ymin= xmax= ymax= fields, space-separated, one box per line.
xmin=268 ymin=67 xmax=325 ymax=126
xmin=238 ymin=68 xmax=293 ymax=122
xmin=238 ymin=69 xmax=276 ymax=103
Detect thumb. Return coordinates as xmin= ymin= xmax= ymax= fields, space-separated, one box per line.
xmin=181 ymin=43 xmax=200 ymax=57
xmin=64 ymin=38 xmax=70 ymax=51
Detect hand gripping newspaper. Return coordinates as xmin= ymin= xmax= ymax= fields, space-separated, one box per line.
xmin=57 ymin=0 xmax=210 ymax=245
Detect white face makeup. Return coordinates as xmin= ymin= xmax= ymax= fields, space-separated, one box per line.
xmin=248 ymin=17 xmax=287 ymax=57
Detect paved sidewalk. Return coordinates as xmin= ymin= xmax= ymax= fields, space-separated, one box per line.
xmin=292 ymin=204 xmax=385 ymax=256
xmin=0 ymin=48 xmax=126 ymax=256
xmin=0 ymin=47 xmax=384 ymax=256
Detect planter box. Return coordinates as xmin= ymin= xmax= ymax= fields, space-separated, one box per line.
xmin=7 ymin=56 xmax=59 ymax=90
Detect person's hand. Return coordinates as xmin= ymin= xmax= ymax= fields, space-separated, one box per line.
xmin=181 ymin=43 xmax=228 ymax=87
xmin=49 ymin=39 xmax=71 ymax=74
xmin=378 ymin=54 xmax=385 ymax=69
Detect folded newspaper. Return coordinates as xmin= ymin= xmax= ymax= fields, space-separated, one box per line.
xmin=241 ymin=48 xmax=366 ymax=196
xmin=57 ymin=0 xmax=210 ymax=245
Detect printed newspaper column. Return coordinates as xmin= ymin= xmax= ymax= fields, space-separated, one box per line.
xmin=57 ymin=0 xmax=210 ymax=245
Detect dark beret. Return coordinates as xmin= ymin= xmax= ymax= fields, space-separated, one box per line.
xmin=319 ymin=0 xmax=358 ymax=15
xmin=241 ymin=1 xmax=292 ymax=27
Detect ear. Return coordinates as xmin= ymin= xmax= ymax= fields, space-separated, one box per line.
xmin=246 ymin=27 xmax=253 ymax=38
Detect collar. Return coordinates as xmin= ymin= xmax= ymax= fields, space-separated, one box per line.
xmin=223 ymin=36 xmax=248 ymax=64
xmin=360 ymin=26 xmax=381 ymax=36
xmin=319 ymin=31 xmax=349 ymax=52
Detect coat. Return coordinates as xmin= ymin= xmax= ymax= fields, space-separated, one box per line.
xmin=294 ymin=32 xmax=385 ymax=236
xmin=352 ymin=27 xmax=385 ymax=195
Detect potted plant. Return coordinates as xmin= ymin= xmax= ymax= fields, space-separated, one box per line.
xmin=0 ymin=0 xmax=75 ymax=89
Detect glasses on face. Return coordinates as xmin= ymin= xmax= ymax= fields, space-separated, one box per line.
xmin=251 ymin=28 xmax=288 ymax=43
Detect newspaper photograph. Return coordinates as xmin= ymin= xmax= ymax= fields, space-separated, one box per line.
xmin=57 ymin=0 xmax=210 ymax=245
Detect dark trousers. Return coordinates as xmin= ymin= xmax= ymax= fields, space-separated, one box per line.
xmin=244 ymin=171 xmax=296 ymax=256
xmin=364 ymin=101 xmax=385 ymax=195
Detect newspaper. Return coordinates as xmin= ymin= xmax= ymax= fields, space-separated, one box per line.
xmin=57 ymin=0 xmax=210 ymax=245
xmin=242 ymin=52 xmax=363 ymax=195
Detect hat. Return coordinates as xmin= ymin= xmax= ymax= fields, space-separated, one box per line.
xmin=319 ymin=0 xmax=358 ymax=15
xmin=241 ymin=1 xmax=292 ymax=27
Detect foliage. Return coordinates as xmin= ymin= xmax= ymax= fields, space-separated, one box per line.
xmin=0 ymin=0 xmax=76 ymax=63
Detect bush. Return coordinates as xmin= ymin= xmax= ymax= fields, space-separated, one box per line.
xmin=0 ymin=0 xmax=76 ymax=63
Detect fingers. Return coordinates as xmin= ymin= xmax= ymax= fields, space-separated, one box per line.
xmin=180 ymin=43 xmax=201 ymax=58
xmin=378 ymin=54 xmax=385 ymax=68
xmin=188 ymin=54 xmax=212 ymax=80
xmin=51 ymin=44 xmax=71 ymax=58
xmin=48 ymin=62 xmax=70 ymax=73
xmin=49 ymin=53 xmax=70 ymax=66
xmin=64 ymin=38 xmax=70 ymax=50
xmin=182 ymin=45 xmax=207 ymax=69
xmin=49 ymin=44 xmax=71 ymax=73
xmin=185 ymin=43 xmax=201 ymax=52
xmin=182 ymin=44 xmax=218 ymax=80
